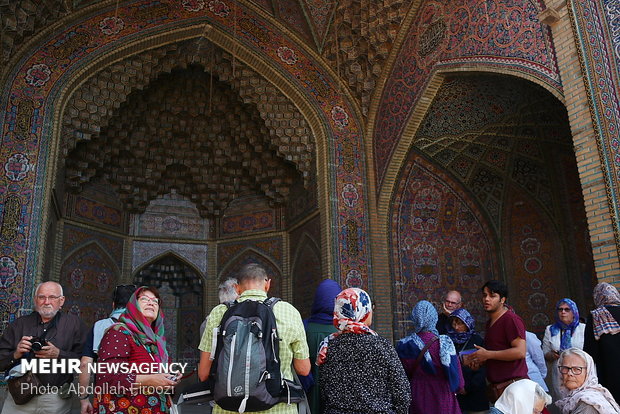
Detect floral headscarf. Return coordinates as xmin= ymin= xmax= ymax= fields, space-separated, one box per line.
xmin=591 ymin=283 xmax=620 ymax=340
xmin=116 ymin=286 xmax=168 ymax=363
xmin=396 ymin=301 xmax=460 ymax=392
xmin=447 ymin=308 xmax=476 ymax=345
xmin=316 ymin=288 xmax=376 ymax=365
xmin=549 ymin=298 xmax=580 ymax=351
xmin=556 ymin=348 xmax=620 ymax=413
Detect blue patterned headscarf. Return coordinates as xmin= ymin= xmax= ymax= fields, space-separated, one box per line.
xmin=549 ymin=298 xmax=580 ymax=351
xmin=397 ymin=301 xmax=460 ymax=392
xmin=447 ymin=308 xmax=476 ymax=345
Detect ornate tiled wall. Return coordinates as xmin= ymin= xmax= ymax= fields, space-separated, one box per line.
xmin=132 ymin=241 xmax=208 ymax=276
xmin=0 ymin=0 xmax=371 ymax=324
xmin=290 ymin=214 xmax=322 ymax=318
xmin=392 ymin=153 xmax=498 ymax=337
xmin=218 ymin=242 xmax=283 ymax=299
xmin=502 ymin=186 xmax=565 ymax=335
xmin=59 ymin=234 xmax=122 ymax=327
xmin=65 ymin=181 xmax=126 ymax=232
xmin=375 ymin=0 xmax=561 ymax=186
xmin=131 ymin=192 xmax=208 ymax=240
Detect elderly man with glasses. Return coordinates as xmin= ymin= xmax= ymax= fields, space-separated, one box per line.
xmin=0 ymin=281 xmax=87 ymax=413
xmin=437 ymin=290 xmax=463 ymax=334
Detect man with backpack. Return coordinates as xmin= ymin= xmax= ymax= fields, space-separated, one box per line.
xmin=198 ymin=263 xmax=310 ymax=414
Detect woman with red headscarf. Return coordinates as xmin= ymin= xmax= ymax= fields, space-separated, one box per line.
xmin=317 ymin=288 xmax=410 ymax=414
xmin=93 ymin=286 xmax=179 ymax=413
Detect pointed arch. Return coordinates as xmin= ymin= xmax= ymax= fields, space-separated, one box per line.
xmin=218 ymin=248 xmax=283 ymax=299
xmin=0 ymin=0 xmax=377 ymax=321
xmin=132 ymin=251 xmax=206 ymax=283
xmin=291 ymin=232 xmax=323 ymax=318
xmin=59 ymin=241 xmax=121 ymax=326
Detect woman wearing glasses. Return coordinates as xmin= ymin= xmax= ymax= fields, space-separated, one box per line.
xmin=542 ymin=298 xmax=585 ymax=401
xmin=93 ymin=286 xmax=180 ymax=413
xmin=555 ymin=348 xmax=620 ymax=413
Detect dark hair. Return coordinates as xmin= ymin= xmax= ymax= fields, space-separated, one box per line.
xmin=481 ymin=280 xmax=508 ymax=300
xmin=136 ymin=286 xmax=163 ymax=307
xmin=113 ymin=285 xmax=137 ymax=309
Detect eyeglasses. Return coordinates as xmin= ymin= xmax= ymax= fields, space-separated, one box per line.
xmin=138 ymin=296 xmax=160 ymax=305
xmin=445 ymin=300 xmax=461 ymax=305
xmin=36 ymin=295 xmax=62 ymax=302
xmin=559 ymin=365 xmax=585 ymax=375
xmin=557 ymin=307 xmax=572 ymax=312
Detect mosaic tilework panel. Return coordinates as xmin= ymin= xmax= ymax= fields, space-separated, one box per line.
xmin=176 ymin=307 xmax=201 ymax=367
xmin=219 ymin=252 xmax=282 ymax=299
xmin=132 ymin=241 xmax=208 ymax=275
xmin=62 ymin=224 xmax=124 ymax=271
xmin=218 ymin=236 xmax=283 ymax=269
xmin=392 ymin=152 xmax=498 ymax=338
xmin=375 ymin=0 xmax=561 ymax=186
xmin=66 ymin=194 xmax=124 ymax=231
xmin=413 ymin=74 xmax=573 ymax=232
xmin=159 ymin=285 xmax=178 ymax=362
xmin=290 ymin=215 xmax=323 ymax=317
xmin=276 ymin=0 xmax=313 ymax=44
xmin=291 ymin=238 xmax=322 ymax=319
xmin=221 ymin=210 xmax=276 ymax=235
xmin=502 ymin=186 xmax=565 ymax=336
xmin=302 ymin=0 xmax=333 ymax=44
xmin=289 ymin=214 xmax=321 ymax=257
xmin=286 ymin=175 xmax=318 ymax=225
xmin=60 ymin=243 xmax=120 ymax=327
xmin=571 ymin=0 xmax=620 ymax=247
xmin=132 ymin=192 xmax=208 ymax=240
xmin=0 ymin=0 xmax=371 ymax=324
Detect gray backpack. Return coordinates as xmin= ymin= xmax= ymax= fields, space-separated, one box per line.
xmin=211 ymin=297 xmax=283 ymax=412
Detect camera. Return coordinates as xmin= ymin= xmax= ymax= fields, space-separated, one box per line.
xmin=30 ymin=337 xmax=47 ymax=352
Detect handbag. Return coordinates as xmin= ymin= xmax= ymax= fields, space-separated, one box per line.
xmin=7 ymin=371 xmax=42 ymax=405
xmin=486 ymin=377 xmax=528 ymax=403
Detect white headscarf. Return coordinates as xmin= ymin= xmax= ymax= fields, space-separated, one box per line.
xmin=555 ymin=348 xmax=620 ymax=413
xmin=494 ymin=379 xmax=546 ymax=414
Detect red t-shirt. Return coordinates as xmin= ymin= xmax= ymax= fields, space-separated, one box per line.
xmin=484 ymin=310 xmax=528 ymax=383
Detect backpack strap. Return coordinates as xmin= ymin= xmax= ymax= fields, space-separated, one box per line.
xmin=264 ymin=297 xmax=281 ymax=308
xmin=411 ymin=335 xmax=439 ymax=371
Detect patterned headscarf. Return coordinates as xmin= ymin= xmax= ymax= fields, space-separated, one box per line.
xmin=591 ymin=283 xmax=620 ymax=340
xmin=549 ymin=298 xmax=580 ymax=351
xmin=316 ymin=288 xmax=376 ymax=365
xmin=556 ymin=348 xmax=620 ymax=413
xmin=396 ymin=301 xmax=459 ymax=391
xmin=447 ymin=308 xmax=476 ymax=345
xmin=116 ymin=286 xmax=168 ymax=363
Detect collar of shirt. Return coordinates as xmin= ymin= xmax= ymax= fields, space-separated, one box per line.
xmin=238 ymin=289 xmax=268 ymax=301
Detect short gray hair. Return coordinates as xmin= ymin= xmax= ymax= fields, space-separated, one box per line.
xmin=534 ymin=383 xmax=551 ymax=406
xmin=237 ymin=263 xmax=268 ymax=285
xmin=218 ymin=278 xmax=238 ymax=303
xmin=34 ymin=281 xmax=64 ymax=297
